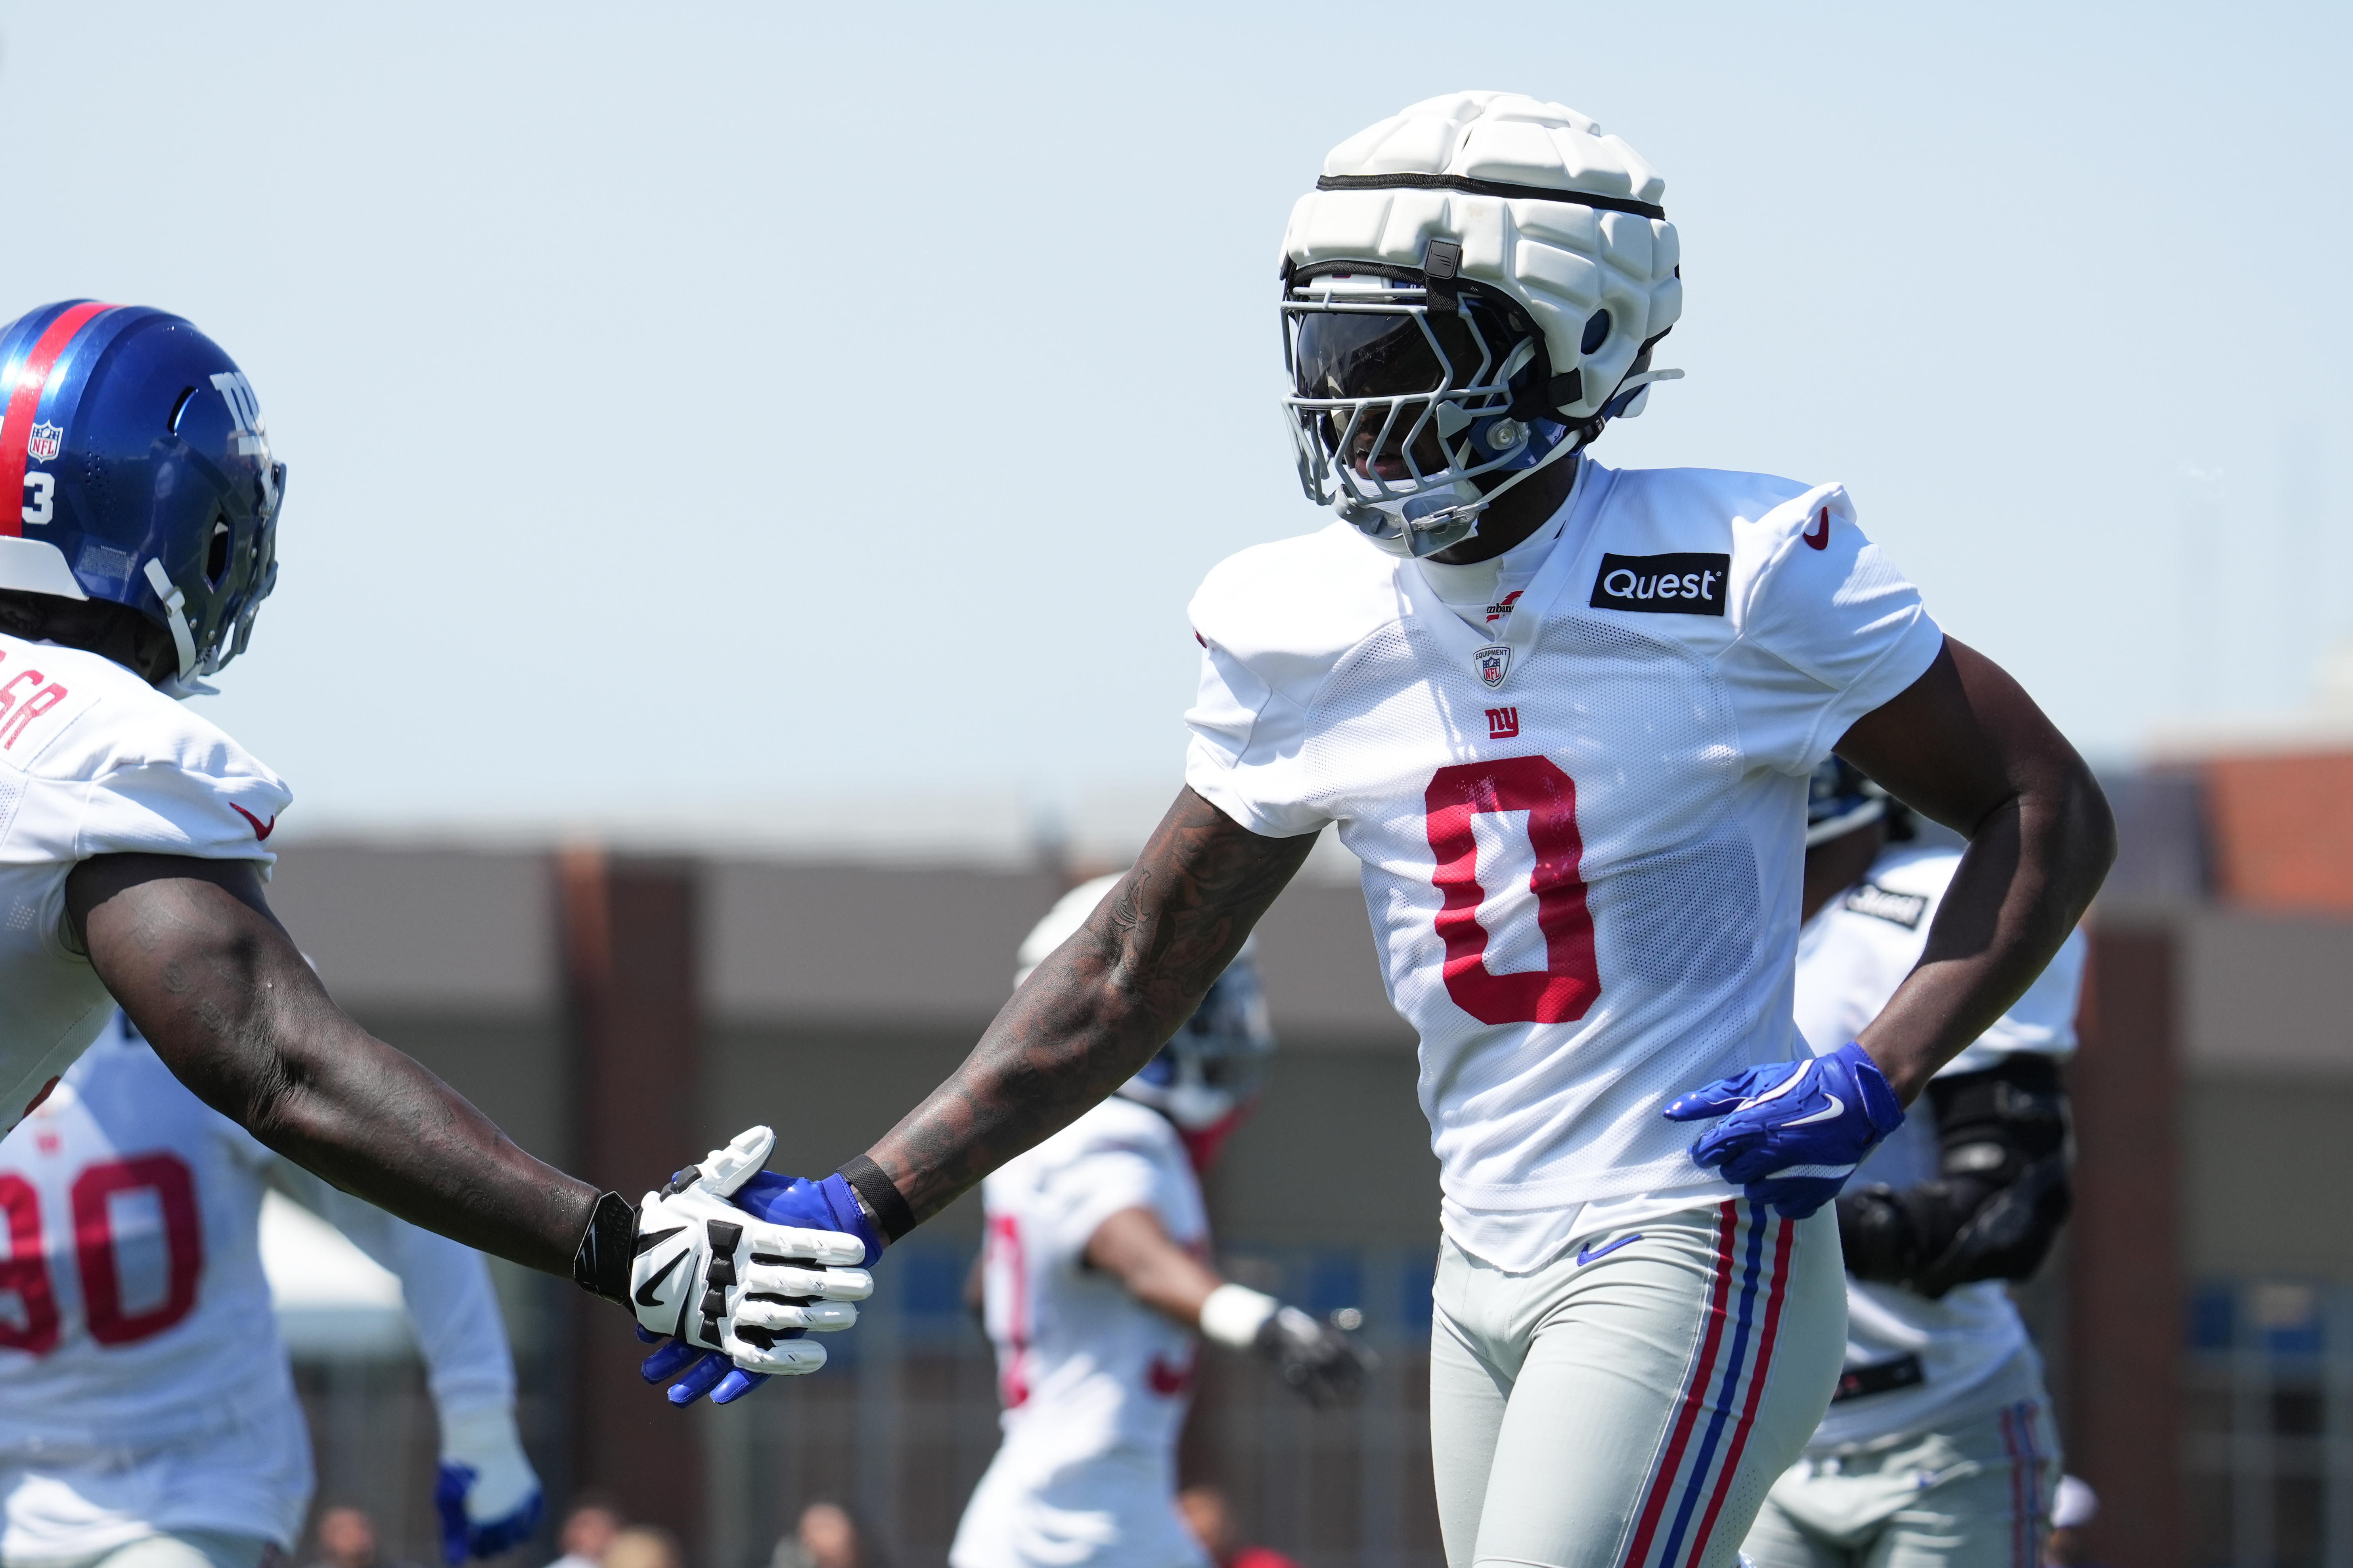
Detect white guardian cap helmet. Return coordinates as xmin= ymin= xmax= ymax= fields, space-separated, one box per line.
xmin=1281 ymin=92 xmax=1686 ymax=556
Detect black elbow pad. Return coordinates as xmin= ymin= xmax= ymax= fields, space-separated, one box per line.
xmin=1844 ymin=1055 xmax=2073 ymax=1300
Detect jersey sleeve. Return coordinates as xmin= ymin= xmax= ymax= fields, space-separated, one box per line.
xmin=265 ymin=1159 xmax=517 ymax=1417
xmin=1032 ymin=1130 xmax=1191 ymax=1270
xmin=1731 ymin=484 xmax=1946 ymax=773
xmin=68 ymin=758 xmax=289 ymax=870
xmin=1181 ymin=534 xmax=1382 ymax=841
xmin=1183 ymin=639 xmax=1331 ymax=839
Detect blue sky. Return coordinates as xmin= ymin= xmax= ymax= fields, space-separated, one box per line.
xmin=4 ymin=2 xmax=2345 ymax=851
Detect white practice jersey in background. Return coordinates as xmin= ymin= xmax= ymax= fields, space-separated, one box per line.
xmin=0 ymin=636 xmax=289 ymax=1132
xmin=1185 ymin=459 xmax=1944 ymax=1272
xmin=1791 ymin=843 xmax=2087 ymax=1452
xmin=0 ymin=1017 xmax=516 ymax=1555
xmin=951 ymin=1098 xmax=1210 ymax=1568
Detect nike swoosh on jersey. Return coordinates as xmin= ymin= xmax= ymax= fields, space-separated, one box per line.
xmin=1803 ymin=507 xmax=1831 ymax=550
xmin=230 ymin=804 xmax=277 ymax=841
xmin=1782 ymin=1094 xmax=1846 ymax=1127
xmin=634 ymin=1249 xmax=686 ymax=1307
xmin=1574 ymin=1233 xmax=1644 ymax=1266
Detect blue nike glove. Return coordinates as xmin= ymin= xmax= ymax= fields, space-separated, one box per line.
xmin=639 ymin=1170 xmax=884 ymax=1406
xmin=1663 ymin=1041 xmax=1905 ymax=1218
xmin=433 ymin=1407 xmax=544 ymax=1563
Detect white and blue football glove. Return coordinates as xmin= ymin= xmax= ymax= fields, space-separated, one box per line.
xmin=1664 ymin=1041 xmax=1905 ymax=1218
xmin=433 ymin=1405 xmax=542 ymax=1564
xmin=639 ymin=1168 xmax=883 ymax=1406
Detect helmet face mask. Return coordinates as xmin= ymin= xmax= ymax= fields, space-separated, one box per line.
xmin=1283 ymin=269 xmax=1570 ymax=558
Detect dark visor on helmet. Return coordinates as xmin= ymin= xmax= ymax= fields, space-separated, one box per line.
xmin=1291 ymin=296 xmax=1502 ymax=402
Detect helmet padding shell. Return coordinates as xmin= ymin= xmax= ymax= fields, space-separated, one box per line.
xmin=1281 ymin=92 xmax=1681 ymax=423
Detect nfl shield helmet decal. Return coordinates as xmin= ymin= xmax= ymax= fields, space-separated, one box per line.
xmin=26 ymin=423 xmax=60 ymax=462
xmin=1474 ymin=644 xmax=1511 ymax=690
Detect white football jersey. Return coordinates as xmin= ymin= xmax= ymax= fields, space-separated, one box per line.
xmin=1791 ymin=843 xmax=2087 ymax=1452
xmin=1184 ymin=459 xmax=1944 ymax=1271
xmin=950 ymin=1098 xmax=1210 ymax=1568
xmin=0 ymin=1018 xmax=516 ymax=1554
xmin=0 ymin=635 xmax=288 ymax=1133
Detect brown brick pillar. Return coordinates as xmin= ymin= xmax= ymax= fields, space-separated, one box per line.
xmin=558 ymin=849 xmax=705 ymax=1549
xmin=2069 ymin=921 xmax=2182 ymax=1568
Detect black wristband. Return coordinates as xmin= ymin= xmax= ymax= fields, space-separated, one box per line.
xmin=572 ymin=1190 xmax=638 ymax=1305
xmin=838 ymin=1154 xmax=917 ymax=1243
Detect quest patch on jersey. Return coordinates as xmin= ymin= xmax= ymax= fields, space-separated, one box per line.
xmin=1843 ymin=882 xmax=1929 ymax=929
xmin=1589 ymin=553 xmax=1731 ymax=616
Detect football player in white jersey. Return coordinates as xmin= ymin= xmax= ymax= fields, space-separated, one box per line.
xmin=0 ymin=301 xmax=874 ymax=1409
xmin=0 ymin=1014 xmax=542 ymax=1568
xmin=950 ymin=878 xmax=1368 ymax=1568
xmin=1740 ymin=765 xmax=2080 ymax=1568
xmin=769 ymin=92 xmax=2114 ymax=1568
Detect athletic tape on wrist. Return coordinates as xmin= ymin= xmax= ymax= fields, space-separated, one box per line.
xmin=837 ymin=1154 xmax=915 ymax=1244
xmin=572 ymin=1191 xmax=636 ymax=1305
xmin=1200 ymin=1282 xmax=1281 ymax=1349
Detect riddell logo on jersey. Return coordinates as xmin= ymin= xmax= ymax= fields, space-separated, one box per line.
xmin=1485 ymin=707 xmax=1519 ymax=739
xmin=1589 ymin=552 xmax=1730 ymax=616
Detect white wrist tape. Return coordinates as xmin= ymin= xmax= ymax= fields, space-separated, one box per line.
xmin=1199 ymin=1282 xmax=1280 ymax=1349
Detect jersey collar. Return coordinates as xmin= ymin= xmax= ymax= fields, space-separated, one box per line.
xmin=1396 ymin=458 xmax=1618 ymax=692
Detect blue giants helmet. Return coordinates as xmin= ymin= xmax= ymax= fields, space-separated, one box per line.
xmin=0 ymin=302 xmax=283 ymax=685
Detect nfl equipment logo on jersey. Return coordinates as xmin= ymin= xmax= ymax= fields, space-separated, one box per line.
xmin=1475 ymin=645 xmax=1511 ymax=689
xmin=26 ymin=423 xmax=60 ymax=462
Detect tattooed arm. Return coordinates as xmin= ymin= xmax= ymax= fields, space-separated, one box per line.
xmin=845 ymin=787 xmax=1316 ymax=1231
xmin=66 ymin=853 xmax=598 ymax=1275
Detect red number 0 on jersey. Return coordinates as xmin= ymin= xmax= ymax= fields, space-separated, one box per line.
xmin=0 ymin=1155 xmax=203 ymax=1354
xmin=1425 ymin=756 xmax=1600 ymax=1025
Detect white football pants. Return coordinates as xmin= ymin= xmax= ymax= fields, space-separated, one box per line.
xmin=1430 ymin=1201 xmax=1846 ymax=1568
xmin=1742 ymin=1399 xmax=2061 ymax=1568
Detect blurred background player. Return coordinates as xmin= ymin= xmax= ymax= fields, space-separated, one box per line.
xmin=0 ymin=300 xmax=870 ymax=1401
xmin=1742 ymin=761 xmax=2084 ymax=1568
xmin=1176 ymin=1488 xmax=1298 ymax=1568
xmin=304 ymin=1510 xmax=412 ymax=1568
xmin=2043 ymin=1478 xmax=2098 ymax=1568
xmin=769 ymin=1504 xmax=866 ymax=1568
xmin=539 ymin=1501 xmax=619 ymax=1568
xmin=948 ymin=876 xmax=1369 ymax=1568
xmin=0 ymin=1013 xmax=541 ymax=1568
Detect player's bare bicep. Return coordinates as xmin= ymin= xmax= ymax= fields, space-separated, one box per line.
xmin=66 ymin=853 xmax=282 ymax=957
xmin=1094 ymin=786 xmax=1315 ymax=1004
xmin=1832 ymin=638 xmax=2076 ymax=837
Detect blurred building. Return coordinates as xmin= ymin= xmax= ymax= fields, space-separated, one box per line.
xmin=258 ymin=748 xmax=2353 ymax=1568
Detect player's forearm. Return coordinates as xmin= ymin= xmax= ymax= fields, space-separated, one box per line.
xmin=1085 ymin=1205 xmax=1221 ymax=1327
xmin=1858 ymin=763 xmax=2111 ymax=1102
xmin=75 ymin=860 xmax=599 ymax=1276
xmin=214 ymin=1007 xmax=595 ymax=1275
xmin=854 ymin=788 xmax=1313 ymax=1230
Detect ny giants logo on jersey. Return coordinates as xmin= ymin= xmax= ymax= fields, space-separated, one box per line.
xmin=1589 ymin=552 xmax=1731 ymax=616
xmin=1485 ymin=707 xmax=1519 ymax=740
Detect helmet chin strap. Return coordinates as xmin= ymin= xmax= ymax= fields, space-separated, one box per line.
xmin=140 ymin=558 xmax=201 ymax=684
xmin=1344 ymin=422 xmax=1588 ymax=558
